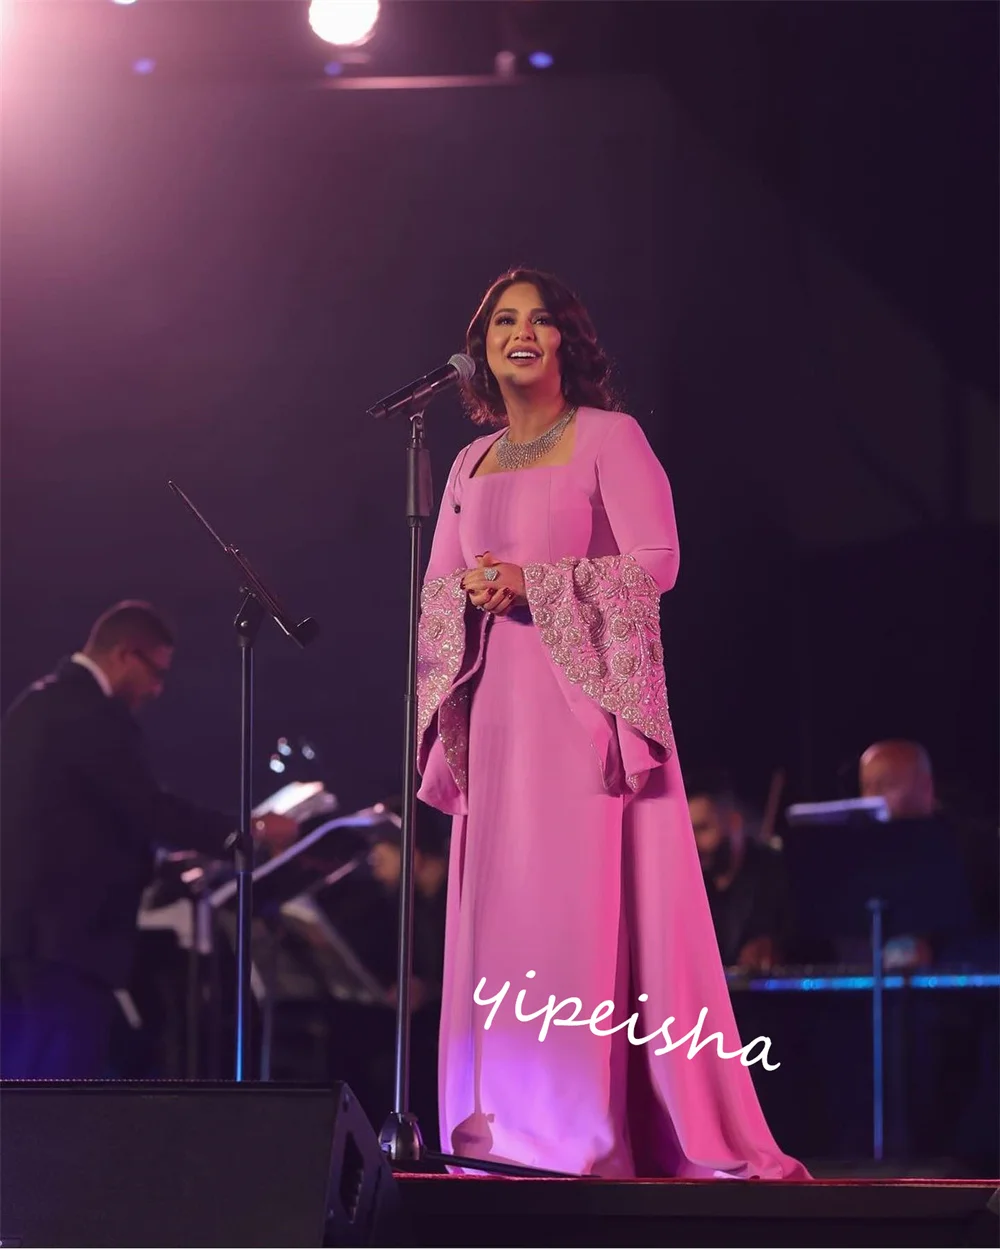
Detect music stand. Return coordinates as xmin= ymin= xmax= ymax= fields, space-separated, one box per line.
xmin=207 ymin=807 xmax=398 ymax=914
xmin=781 ymin=815 xmax=975 ymax=1161
xmin=279 ymin=893 xmax=391 ymax=1008
xmin=207 ymin=807 xmax=401 ymax=1074
xmin=785 ymin=797 xmax=891 ymax=827
xmin=781 ymin=817 xmax=973 ymax=957
xmin=252 ymin=780 xmax=338 ymax=824
xmin=168 ymin=480 xmax=319 ymax=1081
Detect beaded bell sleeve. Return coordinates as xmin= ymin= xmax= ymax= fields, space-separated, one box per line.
xmin=522 ymin=415 xmax=678 ymax=789
xmin=414 ymin=447 xmax=487 ymax=800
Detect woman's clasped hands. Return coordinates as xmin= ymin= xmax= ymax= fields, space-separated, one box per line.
xmin=462 ymin=552 xmax=526 ymax=616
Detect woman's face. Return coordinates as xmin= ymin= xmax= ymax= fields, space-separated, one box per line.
xmin=484 ymin=282 xmax=563 ymax=400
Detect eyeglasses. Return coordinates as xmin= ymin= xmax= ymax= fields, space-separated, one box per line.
xmin=132 ymin=650 xmax=170 ymax=682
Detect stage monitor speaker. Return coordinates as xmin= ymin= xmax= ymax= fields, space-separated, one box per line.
xmin=0 ymin=1080 xmax=399 ymax=1248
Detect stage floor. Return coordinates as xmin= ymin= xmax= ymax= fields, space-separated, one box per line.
xmin=394 ymin=1174 xmax=999 ymax=1248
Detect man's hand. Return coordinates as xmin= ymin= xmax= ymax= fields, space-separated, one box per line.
xmin=883 ymin=935 xmax=933 ymax=970
xmin=736 ymin=936 xmax=778 ymax=973
xmin=386 ymin=977 xmax=434 ymax=1012
xmin=252 ymin=812 xmax=299 ymax=852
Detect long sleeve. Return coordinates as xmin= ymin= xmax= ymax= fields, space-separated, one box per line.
xmin=424 ymin=449 xmax=469 ymax=584
xmin=522 ymin=414 xmax=676 ymax=779
xmin=595 ymin=414 xmax=679 ymax=592
xmin=416 ymin=447 xmax=483 ymax=798
xmin=69 ymin=704 xmax=236 ymax=858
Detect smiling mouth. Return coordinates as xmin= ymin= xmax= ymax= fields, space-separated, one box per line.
xmin=508 ymin=351 xmax=541 ymax=362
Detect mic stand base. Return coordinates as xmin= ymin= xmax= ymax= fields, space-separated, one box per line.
xmin=379 ymin=1112 xmax=576 ymax=1178
xmin=379 ymin=1112 xmax=424 ymax=1164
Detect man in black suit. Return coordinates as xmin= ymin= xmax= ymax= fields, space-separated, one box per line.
xmin=0 ymin=600 xmax=296 ymax=1079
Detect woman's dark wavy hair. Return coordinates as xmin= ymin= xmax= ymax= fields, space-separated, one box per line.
xmin=461 ymin=267 xmax=618 ymax=425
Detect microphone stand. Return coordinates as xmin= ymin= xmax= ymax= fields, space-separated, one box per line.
xmin=377 ymin=409 xmax=430 ymax=1165
xmin=375 ymin=413 xmax=573 ymax=1180
xmin=168 ymin=481 xmax=319 ymax=1082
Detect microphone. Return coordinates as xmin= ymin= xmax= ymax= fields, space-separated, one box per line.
xmin=367 ymin=353 xmax=475 ymax=420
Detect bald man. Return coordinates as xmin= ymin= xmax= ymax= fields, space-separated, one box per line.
xmin=858 ymin=739 xmax=941 ymax=967
xmin=859 ymin=739 xmax=998 ymax=1171
xmin=859 ymin=739 xmax=936 ymax=821
xmin=858 ymin=737 xmax=999 ymax=962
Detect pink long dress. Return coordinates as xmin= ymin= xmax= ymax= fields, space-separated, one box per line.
xmin=416 ymin=407 xmax=807 ymax=1179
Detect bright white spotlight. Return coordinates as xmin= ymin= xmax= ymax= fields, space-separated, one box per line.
xmin=308 ymin=0 xmax=379 ymax=48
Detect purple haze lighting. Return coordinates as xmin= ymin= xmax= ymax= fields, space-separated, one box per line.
xmin=323 ymin=60 xmax=344 ymax=77
xmin=528 ymin=51 xmax=554 ymax=70
xmin=132 ymin=58 xmax=156 ymax=74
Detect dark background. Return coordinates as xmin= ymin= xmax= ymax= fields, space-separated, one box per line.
xmin=2 ymin=0 xmax=997 ymax=822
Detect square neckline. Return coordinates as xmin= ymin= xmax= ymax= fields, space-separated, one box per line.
xmin=467 ymin=419 xmax=580 ymax=482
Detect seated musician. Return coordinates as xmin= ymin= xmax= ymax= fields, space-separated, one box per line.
xmin=860 ymin=739 xmax=999 ymax=1172
xmin=859 ymin=738 xmax=999 ymax=968
xmin=688 ymin=773 xmax=791 ymax=973
xmin=368 ymin=799 xmax=448 ymax=1009
xmin=365 ymin=798 xmax=448 ymax=1147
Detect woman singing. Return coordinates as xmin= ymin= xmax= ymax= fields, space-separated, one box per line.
xmin=416 ymin=268 xmax=806 ymax=1179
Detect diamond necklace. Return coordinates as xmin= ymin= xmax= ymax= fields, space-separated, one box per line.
xmin=495 ymin=407 xmax=578 ymax=472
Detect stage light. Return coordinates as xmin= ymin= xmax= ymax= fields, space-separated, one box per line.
xmin=112 ymin=0 xmax=139 ymax=6
xmin=528 ymin=51 xmax=553 ymax=69
xmin=269 ymin=755 xmax=286 ymax=774
xmin=323 ymin=60 xmax=344 ymax=77
xmin=132 ymin=58 xmax=155 ymax=74
xmin=308 ymin=0 xmax=380 ymax=49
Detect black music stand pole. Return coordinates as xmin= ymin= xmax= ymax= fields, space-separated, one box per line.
xmin=868 ymin=896 xmax=886 ymax=1162
xmin=168 ymin=480 xmax=319 ymax=1082
xmin=372 ymin=411 xmax=573 ymax=1179
xmin=234 ymin=592 xmax=265 ymax=1080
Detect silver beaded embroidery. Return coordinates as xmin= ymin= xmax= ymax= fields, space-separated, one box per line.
xmin=495 ymin=408 xmax=577 ymax=472
xmin=522 ymin=553 xmax=675 ymax=783
xmin=416 ymin=570 xmax=490 ymax=796
xmin=417 ymin=554 xmax=673 ymax=800
xmin=416 ymin=573 xmax=467 ymax=753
